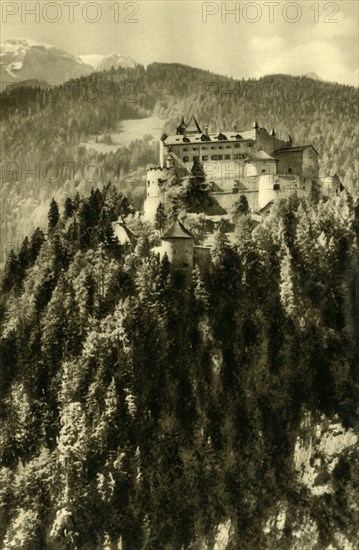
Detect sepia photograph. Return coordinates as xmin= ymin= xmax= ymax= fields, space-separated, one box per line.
xmin=0 ymin=0 xmax=358 ymax=548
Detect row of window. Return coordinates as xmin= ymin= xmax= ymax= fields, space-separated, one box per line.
xmin=182 ymin=153 xmax=249 ymax=162
xmin=168 ymin=143 xmax=253 ymax=153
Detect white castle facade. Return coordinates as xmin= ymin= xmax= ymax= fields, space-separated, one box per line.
xmin=144 ymin=116 xmax=324 ymax=223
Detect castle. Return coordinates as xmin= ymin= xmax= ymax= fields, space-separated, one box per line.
xmin=144 ymin=116 xmax=324 ymax=222
xmin=144 ymin=117 xmax=342 ymax=272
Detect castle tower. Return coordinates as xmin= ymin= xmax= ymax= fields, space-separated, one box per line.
xmin=176 ymin=117 xmax=187 ymax=135
xmin=144 ymin=166 xmax=170 ymax=222
xmin=160 ymin=220 xmax=194 ymax=273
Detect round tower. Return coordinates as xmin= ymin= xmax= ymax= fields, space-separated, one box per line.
xmin=160 ymin=219 xmax=194 ymax=273
xmin=144 ymin=166 xmax=170 ymax=222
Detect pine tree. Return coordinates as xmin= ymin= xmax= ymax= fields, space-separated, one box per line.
xmin=234 ymin=195 xmax=249 ymax=219
xmin=64 ymin=197 xmax=75 ymax=219
xmin=2 ymin=249 xmax=18 ymax=292
xmin=155 ymin=202 xmax=167 ymax=231
xmin=48 ymin=198 xmax=60 ymax=231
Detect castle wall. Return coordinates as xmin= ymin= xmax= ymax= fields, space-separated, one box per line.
xmin=302 ymin=147 xmax=319 ymax=180
xmin=258 ymin=175 xmax=280 ymax=210
xmin=143 ymin=196 xmax=161 ymax=222
xmin=245 ymin=160 xmax=277 ymax=177
xmin=275 ymin=150 xmax=303 ymax=175
xmin=210 ymin=189 xmax=259 ymax=212
xmin=254 ymin=128 xmax=290 ymax=155
xmin=163 ymin=140 xmax=255 ymax=168
xmin=205 ymin=160 xmax=244 ymax=184
xmin=204 ymin=158 xmax=276 ymax=183
xmin=194 ymin=246 xmax=211 ymax=270
xmin=144 ymin=166 xmax=171 ymax=222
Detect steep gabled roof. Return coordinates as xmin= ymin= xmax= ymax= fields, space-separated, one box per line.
xmin=273 ymin=145 xmax=319 ymax=155
xmin=161 ymin=220 xmax=194 ymax=240
xmin=185 ymin=115 xmax=202 ymax=134
xmin=177 ymin=116 xmax=186 ymax=129
xmin=246 ymin=150 xmax=277 ymax=161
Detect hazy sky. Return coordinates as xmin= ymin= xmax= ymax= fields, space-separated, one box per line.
xmin=2 ymin=0 xmax=358 ymax=85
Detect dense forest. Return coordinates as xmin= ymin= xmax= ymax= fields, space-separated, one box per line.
xmin=0 ymin=63 xmax=358 ymax=250
xmin=0 ymin=183 xmax=358 ymax=548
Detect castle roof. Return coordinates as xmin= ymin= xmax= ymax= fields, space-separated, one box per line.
xmin=185 ymin=115 xmax=202 ymax=134
xmin=163 ymin=129 xmax=254 ymax=145
xmin=246 ymin=150 xmax=277 ymax=161
xmin=274 ymin=145 xmax=319 ymax=155
xmin=161 ymin=220 xmax=194 ymax=240
xmin=176 ymin=117 xmax=186 ymax=133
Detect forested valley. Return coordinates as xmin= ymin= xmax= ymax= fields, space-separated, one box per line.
xmin=0 ymin=183 xmax=358 ymax=548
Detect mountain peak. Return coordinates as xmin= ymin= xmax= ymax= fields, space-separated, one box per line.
xmin=79 ymin=52 xmax=137 ymax=71
xmin=0 ymin=38 xmax=137 ymax=86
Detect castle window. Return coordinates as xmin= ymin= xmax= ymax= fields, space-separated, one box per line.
xmin=219 ymin=146 xmax=224 ymax=150
xmin=273 ymin=183 xmax=280 ymax=190
xmin=288 ymin=168 xmax=292 ymax=173
xmin=202 ymin=146 xmax=208 ymax=150
xmin=247 ymin=143 xmax=253 ymax=147
xmin=226 ymin=146 xmax=231 ymax=149
xmin=234 ymin=144 xmax=240 ymax=148
xmin=183 ymin=148 xmax=188 ymax=151
xmin=183 ymin=156 xmax=189 ymax=162
xmin=168 ymin=148 xmax=172 ymax=152
xmin=202 ymin=156 xmax=208 ymax=161
xmin=225 ymin=154 xmax=231 ymax=160
xmin=147 ymin=180 xmax=150 ymax=187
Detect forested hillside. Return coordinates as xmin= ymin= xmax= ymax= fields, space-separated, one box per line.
xmin=1 ymin=64 xmax=358 ymax=250
xmin=0 ymin=185 xmax=358 ymax=548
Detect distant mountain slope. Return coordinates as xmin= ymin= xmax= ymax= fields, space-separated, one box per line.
xmin=79 ymin=53 xmax=137 ymax=71
xmin=0 ymin=39 xmax=138 ymax=86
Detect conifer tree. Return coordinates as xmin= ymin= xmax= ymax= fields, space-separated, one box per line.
xmin=234 ymin=194 xmax=249 ymax=219
xmin=155 ymin=202 xmax=167 ymax=231
xmin=2 ymin=250 xmax=18 ymax=293
xmin=63 ymin=197 xmax=75 ymax=219
xmin=48 ymin=198 xmax=60 ymax=231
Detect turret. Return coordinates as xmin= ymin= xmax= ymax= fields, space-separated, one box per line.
xmin=176 ymin=117 xmax=187 ymax=135
xmin=144 ymin=166 xmax=170 ymax=222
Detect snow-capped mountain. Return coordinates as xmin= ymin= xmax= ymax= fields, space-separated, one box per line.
xmin=0 ymin=38 xmax=137 ymax=87
xmin=0 ymin=38 xmax=93 ymax=85
xmin=79 ymin=53 xmax=137 ymax=71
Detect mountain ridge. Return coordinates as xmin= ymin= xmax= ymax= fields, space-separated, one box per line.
xmin=0 ymin=38 xmax=137 ymax=86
